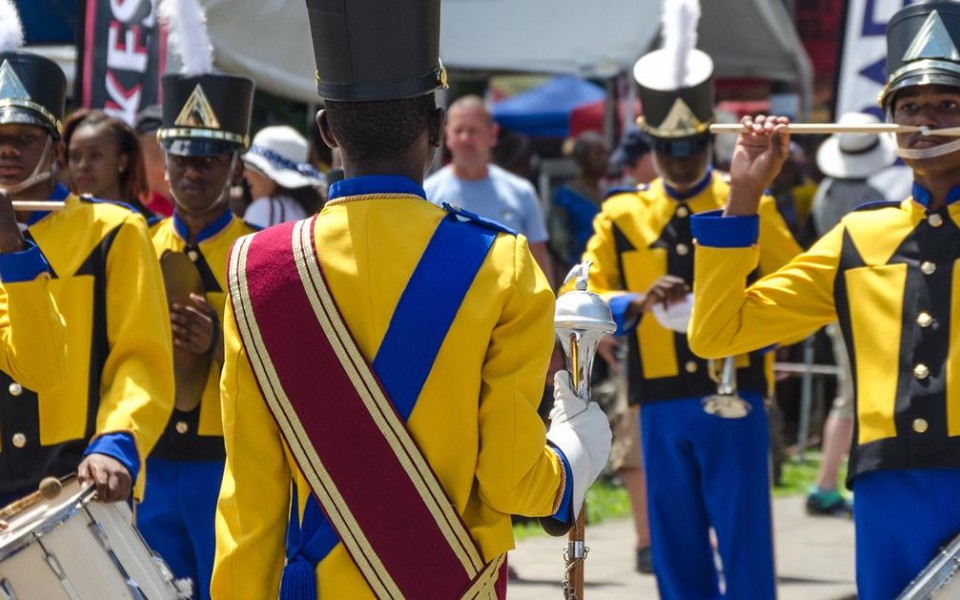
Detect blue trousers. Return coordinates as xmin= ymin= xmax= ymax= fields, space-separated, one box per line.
xmin=853 ymin=468 xmax=960 ymax=599
xmin=641 ymin=393 xmax=775 ymax=600
xmin=137 ymin=458 xmax=224 ymax=600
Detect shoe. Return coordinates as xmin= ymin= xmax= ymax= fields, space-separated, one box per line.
xmin=806 ymin=487 xmax=853 ymax=516
xmin=635 ymin=546 xmax=655 ymax=574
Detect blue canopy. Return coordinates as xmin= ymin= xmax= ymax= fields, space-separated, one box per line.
xmin=492 ymin=76 xmax=605 ymax=138
xmin=19 ymin=0 xmax=79 ymax=45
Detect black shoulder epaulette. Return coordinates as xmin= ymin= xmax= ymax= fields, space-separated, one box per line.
xmin=442 ymin=202 xmax=517 ymax=236
xmin=853 ymin=200 xmax=901 ymax=212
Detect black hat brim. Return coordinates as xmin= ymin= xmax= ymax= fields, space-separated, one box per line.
xmin=161 ymin=137 xmax=240 ymax=157
xmin=650 ymin=134 xmax=711 ymax=159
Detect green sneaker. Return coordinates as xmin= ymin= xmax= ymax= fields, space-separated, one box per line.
xmin=806 ymin=487 xmax=853 ymax=516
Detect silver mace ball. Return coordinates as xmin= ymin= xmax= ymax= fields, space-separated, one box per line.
xmin=554 ymin=261 xmax=616 ymax=401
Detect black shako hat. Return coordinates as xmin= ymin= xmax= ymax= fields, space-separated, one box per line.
xmin=881 ymin=1 xmax=960 ymax=109
xmin=633 ymin=47 xmax=714 ymax=158
xmin=0 ymin=52 xmax=66 ymax=139
xmin=305 ymin=0 xmax=448 ymax=101
xmin=158 ymin=73 xmax=254 ymax=156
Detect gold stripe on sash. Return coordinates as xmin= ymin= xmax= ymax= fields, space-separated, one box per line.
xmin=230 ymin=232 xmax=401 ymax=599
xmin=291 ymin=220 xmax=485 ymax=575
xmin=463 ymin=554 xmax=505 ymax=600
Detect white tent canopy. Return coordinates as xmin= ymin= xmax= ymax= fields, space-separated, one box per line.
xmin=200 ymin=0 xmax=812 ymax=110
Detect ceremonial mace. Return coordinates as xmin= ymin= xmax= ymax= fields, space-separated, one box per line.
xmin=543 ymin=261 xmax=616 ymax=600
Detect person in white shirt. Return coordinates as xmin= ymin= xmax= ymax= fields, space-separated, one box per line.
xmin=424 ymin=95 xmax=553 ymax=283
xmin=242 ymin=125 xmax=325 ymax=228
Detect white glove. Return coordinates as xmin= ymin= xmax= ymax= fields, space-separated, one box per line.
xmin=652 ymin=292 xmax=694 ymax=333
xmin=546 ymin=370 xmax=613 ymax=521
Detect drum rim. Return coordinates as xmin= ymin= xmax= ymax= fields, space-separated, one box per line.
xmin=0 ymin=484 xmax=94 ymax=562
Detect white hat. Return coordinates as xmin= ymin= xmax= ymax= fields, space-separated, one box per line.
xmin=816 ymin=112 xmax=897 ymax=179
xmin=242 ymin=125 xmax=325 ymax=189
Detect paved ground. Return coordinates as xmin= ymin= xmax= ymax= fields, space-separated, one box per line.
xmin=506 ymin=495 xmax=856 ymax=599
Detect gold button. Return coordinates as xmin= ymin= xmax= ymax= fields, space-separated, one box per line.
xmin=921 ymin=261 xmax=937 ymax=275
xmin=917 ymin=312 xmax=934 ymax=328
xmin=676 ymin=205 xmax=690 ymax=218
xmin=11 ymin=433 xmax=26 ymax=448
xmin=187 ymin=250 xmax=199 ymax=262
xmin=685 ymin=360 xmax=698 ymax=373
xmin=928 ymin=214 xmax=944 ymax=227
xmin=175 ymin=421 xmax=189 ymax=434
xmin=676 ymin=243 xmax=690 ymax=256
xmin=914 ymin=364 xmax=930 ymax=380
xmin=7 ymin=382 xmax=22 ymax=397
xmin=912 ymin=418 xmax=929 ymax=433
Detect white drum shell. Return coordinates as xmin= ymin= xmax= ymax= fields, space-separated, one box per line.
xmin=0 ymin=479 xmax=183 ymax=599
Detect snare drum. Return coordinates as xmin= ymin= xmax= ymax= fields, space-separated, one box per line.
xmin=0 ymin=477 xmax=189 ymax=599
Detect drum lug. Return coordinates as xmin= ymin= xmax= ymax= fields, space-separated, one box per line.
xmin=0 ymin=578 xmax=18 ymax=600
xmin=39 ymin=542 xmax=83 ymax=600
xmin=88 ymin=521 xmax=149 ymax=600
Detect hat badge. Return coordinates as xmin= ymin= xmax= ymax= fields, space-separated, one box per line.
xmin=0 ymin=61 xmax=31 ymax=103
xmin=659 ymin=98 xmax=704 ymax=136
xmin=903 ymin=10 xmax=960 ymax=62
xmin=175 ymin=84 xmax=221 ymax=130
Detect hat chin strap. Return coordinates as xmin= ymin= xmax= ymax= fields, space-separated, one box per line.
xmin=896 ymin=136 xmax=960 ymax=160
xmin=0 ymin=136 xmax=53 ymax=195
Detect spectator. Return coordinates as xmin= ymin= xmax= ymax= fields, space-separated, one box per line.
xmin=134 ymin=105 xmax=174 ymax=217
xmin=611 ymin=128 xmax=655 ymax=188
xmin=548 ymin=131 xmax=609 ymax=273
xmin=806 ymin=111 xmax=898 ymax=516
xmin=242 ymin=125 xmax=325 ymax=228
xmin=63 ymin=109 xmax=156 ymax=223
xmin=425 ymin=95 xmax=553 ymax=283
xmin=768 ymin=141 xmax=819 ymax=247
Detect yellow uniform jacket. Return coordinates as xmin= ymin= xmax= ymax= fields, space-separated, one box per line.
xmin=0 ymin=247 xmax=67 ymax=393
xmin=689 ymin=189 xmax=960 ymax=480
xmin=582 ymin=172 xmax=801 ymax=404
xmin=0 ymin=187 xmax=174 ymax=496
xmin=151 ymin=212 xmax=258 ymax=460
xmin=212 ymin=185 xmax=564 ymax=598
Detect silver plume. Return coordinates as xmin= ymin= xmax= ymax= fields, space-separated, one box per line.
xmin=662 ymin=0 xmax=701 ymax=89
xmin=0 ymin=0 xmax=25 ymax=54
xmin=159 ymin=0 xmax=214 ymax=76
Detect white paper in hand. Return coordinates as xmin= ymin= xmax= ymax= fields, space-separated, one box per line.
xmin=652 ymin=293 xmax=694 ymax=333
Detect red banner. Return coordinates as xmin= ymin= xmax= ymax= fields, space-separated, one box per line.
xmin=77 ymin=0 xmax=166 ymax=124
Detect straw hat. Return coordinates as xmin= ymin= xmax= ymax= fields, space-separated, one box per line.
xmin=242 ymin=126 xmax=324 ymax=189
xmin=816 ymin=112 xmax=897 ymax=179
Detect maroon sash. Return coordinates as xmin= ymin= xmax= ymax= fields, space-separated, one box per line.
xmin=228 ymin=218 xmax=503 ymax=599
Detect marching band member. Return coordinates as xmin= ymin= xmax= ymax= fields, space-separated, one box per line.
xmin=0 ymin=9 xmax=173 ymax=505
xmin=578 ymin=3 xmax=801 ymax=596
xmin=211 ymin=0 xmax=611 ymax=597
xmin=136 ymin=17 xmax=257 ymax=596
xmin=689 ymin=2 xmax=960 ymax=597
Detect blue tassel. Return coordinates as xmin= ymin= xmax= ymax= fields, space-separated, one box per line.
xmin=280 ymin=556 xmax=317 ymax=600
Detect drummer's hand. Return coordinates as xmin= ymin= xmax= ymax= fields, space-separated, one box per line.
xmin=726 ymin=115 xmax=791 ymax=217
xmin=171 ymin=293 xmax=222 ymax=363
xmin=78 ymin=454 xmax=133 ymax=502
xmin=0 ymin=519 xmax=7 ymax=531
